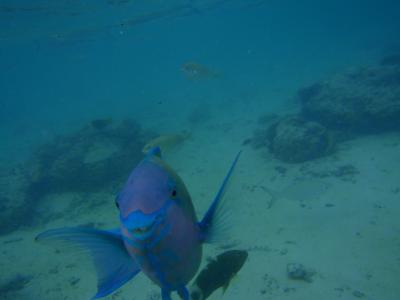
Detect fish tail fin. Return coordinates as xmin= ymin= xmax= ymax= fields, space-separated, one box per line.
xmin=199 ymin=151 xmax=241 ymax=243
xmin=36 ymin=227 xmax=140 ymax=299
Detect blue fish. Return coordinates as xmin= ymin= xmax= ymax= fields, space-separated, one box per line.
xmin=36 ymin=147 xmax=241 ymax=300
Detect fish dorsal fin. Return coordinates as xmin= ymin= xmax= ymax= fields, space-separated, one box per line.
xmin=36 ymin=227 xmax=141 ymax=299
xmin=146 ymin=146 xmax=162 ymax=158
xmin=199 ymin=151 xmax=241 ymax=243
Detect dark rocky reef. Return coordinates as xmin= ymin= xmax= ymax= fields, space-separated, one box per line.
xmin=25 ymin=118 xmax=145 ymax=200
xmin=380 ymin=54 xmax=400 ymax=67
xmin=300 ymin=64 xmax=400 ymax=133
xmin=0 ymin=169 xmax=29 ymax=235
xmin=265 ymin=116 xmax=334 ymax=163
xmin=250 ymin=57 xmax=400 ymax=164
xmin=0 ymin=118 xmax=146 ymax=235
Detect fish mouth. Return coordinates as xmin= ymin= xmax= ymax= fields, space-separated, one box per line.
xmin=126 ymin=213 xmax=165 ymax=240
xmin=121 ymin=202 xmax=173 ymax=242
xmin=132 ymin=221 xmax=156 ymax=235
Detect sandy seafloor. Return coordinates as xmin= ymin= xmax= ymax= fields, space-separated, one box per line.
xmin=1 ymin=115 xmax=400 ymax=300
xmin=1 ymin=1 xmax=400 ymax=300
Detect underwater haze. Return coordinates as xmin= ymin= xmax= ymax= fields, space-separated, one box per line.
xmin=1 ymin=0 xmax=400 ymax=299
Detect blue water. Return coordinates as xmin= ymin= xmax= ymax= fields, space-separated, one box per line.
xmin=1 ymin=0 xmax=399 ymax=163
xmin=1 ymin=0 xmax=400 ymax=299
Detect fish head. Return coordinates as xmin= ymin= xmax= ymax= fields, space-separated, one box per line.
xmin=117 ymin=147 xmax=196 ymax=243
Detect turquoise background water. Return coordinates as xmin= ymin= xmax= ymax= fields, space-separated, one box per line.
xmin=1 ymin=0 xmax=399 ymax=163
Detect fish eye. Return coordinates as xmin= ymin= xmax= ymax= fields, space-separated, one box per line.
xmin=171 ymin=189 xmax=177 ymax=197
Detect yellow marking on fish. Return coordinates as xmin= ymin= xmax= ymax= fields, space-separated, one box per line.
xmin=142 ymin=131 xmax=190 ymax=154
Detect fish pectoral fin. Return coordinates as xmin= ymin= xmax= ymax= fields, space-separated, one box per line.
xmin=199 ymin=151 xmax=241 ymax=244
xmin=177 ymin=286 xmax=190 ymax=300
xmin=36 ymin=227 xmax=140 ymax=299
xmin=162 ymin=288 xmax=172 ymax=300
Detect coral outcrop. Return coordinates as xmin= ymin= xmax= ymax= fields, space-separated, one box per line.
xmin=25 ymin=118 xmax=145 ymax=200
xmin=0 ymin=118 xmax=146 ymax=235
xmin=300 ymin=64 xmax=400 ymax=133
xmin=265 ymin=116 xmax=333 ymax=163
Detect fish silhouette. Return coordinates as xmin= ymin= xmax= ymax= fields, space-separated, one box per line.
xmin=190 ymin=250 xmax=248 ymax=300
xmin=181 ymin=62 xmax=220 ymax=80
xmin=36 ymin=147 xmax=241 ymax=300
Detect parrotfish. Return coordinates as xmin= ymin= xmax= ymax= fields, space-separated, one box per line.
xmin=36 ymin=147 xmax=241 ymax=300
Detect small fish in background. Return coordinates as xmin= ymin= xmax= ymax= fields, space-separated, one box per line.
xmin=36 ymin=147 xmax=241 ymax=300
xmin=142 ymin=131 xmax=191 ymax=154
xmin=181 ymin=62 xmax=220 ymax=80
xmin=190 ymin=250 xmax=248 ymax=300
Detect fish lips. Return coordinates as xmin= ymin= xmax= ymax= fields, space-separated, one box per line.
xmin=120 ymin=201 xmax=172 ymax=241
xmin=121 ymin=211 xmax=160 ymax=240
